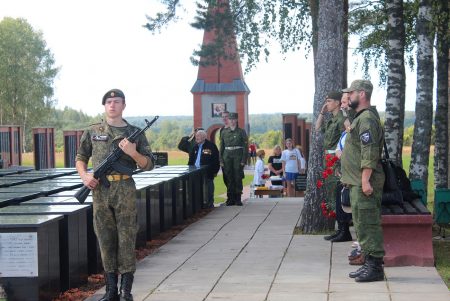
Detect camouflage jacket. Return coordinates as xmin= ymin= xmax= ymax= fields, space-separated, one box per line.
xmin=76 ymin=119 xmax=153 ymax=172
xmin=340 ymin=106 xmax=385 ymax=187
xmin=322 ymin=110 xmax=346 ymax=151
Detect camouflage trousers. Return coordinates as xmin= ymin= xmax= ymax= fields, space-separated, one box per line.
xmin=93 ymin=178 xmax=137 ymax=274
xmin=350 ymin=185 xmax=385 ymax=258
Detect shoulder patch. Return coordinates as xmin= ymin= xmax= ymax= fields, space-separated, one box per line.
xmin=359 ymin=130 xmax=373 ymax=145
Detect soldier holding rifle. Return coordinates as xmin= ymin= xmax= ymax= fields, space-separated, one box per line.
xmin=76 ymin=89 xmax=154 ymax=301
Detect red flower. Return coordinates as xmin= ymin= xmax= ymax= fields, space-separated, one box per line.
xmin=326 ymin=161 xmax=334 ymax=168
xmin=261 ymin=174 xmax=270 ymax=180
xmin=325 ymin=154 xmax=333 ymax=162
xmin=316 ymin=180 xmax=323 ymax=189
xmin=322 ymin=171 xmax=329 ymax=179
xmin=331 ymin=156 xmax=339 ymax=163
xmin=329 ymin=211 xmax=336 ymax=218
xmin=326 ymin=168 xmax=333 ymax=175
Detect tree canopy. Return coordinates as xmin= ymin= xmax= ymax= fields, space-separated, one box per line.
xmin=0 ymin=17 xmax=59 ymax=150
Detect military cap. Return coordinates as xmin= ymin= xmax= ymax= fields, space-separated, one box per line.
xmin=228 ymin=112 xmax=238 ymax=119
xmin=342 ymin=80 xmax=373 ymax=94
xmin=102 ymin=88 xmax=125 ymax=105
xmin=326 ymin=91 xmax=343 ymax=101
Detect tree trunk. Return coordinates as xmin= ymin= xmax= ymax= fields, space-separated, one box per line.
xmin=309 ymin=0 xmax=319 ymax=63
xmin=409 ymin=0 xmax=434 ymax=186
xmin=343 ymin=0 xmax=348 ymax=89
xmin=299 ymin=0 xmax=345 ymax=233
xmin=433 ymin=0 xmax=449 ymax=188
xmin=384 ymin=0 xmax=406 ymax=166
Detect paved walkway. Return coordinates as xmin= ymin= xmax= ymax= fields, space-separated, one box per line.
xmin=87 ymin=198 xmax=450 ymax=301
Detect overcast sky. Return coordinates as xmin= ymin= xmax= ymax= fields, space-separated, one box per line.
xmin=0 ymin=0 xmax=419 ymax=117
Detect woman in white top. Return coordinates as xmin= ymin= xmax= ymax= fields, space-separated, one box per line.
xmin=252 ymin=149 xmax=266 ymax=187
xmin=281 ymin=138 xmax=305 ymax=197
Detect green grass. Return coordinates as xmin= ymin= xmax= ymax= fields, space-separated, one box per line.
xmin=433 ymin=240 xmax=450 ymax=289
xmin=402 ymin=153 xmax=435 ymax=212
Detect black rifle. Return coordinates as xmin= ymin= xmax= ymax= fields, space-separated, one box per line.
xmin=75 ymin=116 xmax=159 ymax=203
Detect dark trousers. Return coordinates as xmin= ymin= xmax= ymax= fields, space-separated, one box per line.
xmin=336 ymin=182 xmax=352 ymax=223
xmin=206 ymin=178 xmax=214 ymax=207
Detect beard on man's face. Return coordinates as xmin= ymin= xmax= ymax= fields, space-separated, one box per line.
xmin=349 ymin=95 xmax=360 ymax=109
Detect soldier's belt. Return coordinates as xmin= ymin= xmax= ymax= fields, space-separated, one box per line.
xmin=106 ymin=174 xmax=131 ymax=181
xmin=225 ymin=146 xmax=243 ymax=150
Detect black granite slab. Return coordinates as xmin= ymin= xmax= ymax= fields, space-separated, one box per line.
xmin=21 ymin=197 xmax=100 ymax=273
xmin=0 ymin=205 xmax=90 ymax=291
xmin=0 ymin=192 xmax=44 ymax=207
xmin=0 ymin=214 xmax=63 ymax=301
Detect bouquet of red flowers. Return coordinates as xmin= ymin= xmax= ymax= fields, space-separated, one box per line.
xmin=316 ymin=154 xmax=340 ymax=219
xmin=261 ymin=174 xmax=270 ymax=180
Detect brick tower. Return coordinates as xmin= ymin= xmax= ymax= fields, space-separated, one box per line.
xmin=191 ymin=0 xmax=250 ymax=142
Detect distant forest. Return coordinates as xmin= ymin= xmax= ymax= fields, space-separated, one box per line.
xmin=46 ymin=108 xmax=420 ymax=152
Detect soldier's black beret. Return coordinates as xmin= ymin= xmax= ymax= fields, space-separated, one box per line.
xmin=102 ymin=89 xmax=125 ymax=105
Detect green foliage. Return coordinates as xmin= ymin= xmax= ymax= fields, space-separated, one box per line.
xmin=348 ymin=0 xmax=418 ymax=84
xmin=144 ymin=0 xmax=312 ymax=72
xmin=403 ymin=124 xmax=435 ymax=147
xmin=0 ymin=17 xmax=59 ymax=150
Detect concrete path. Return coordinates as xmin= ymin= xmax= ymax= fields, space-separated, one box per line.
xmin=87 ymin=197 xmax=450 ymax=301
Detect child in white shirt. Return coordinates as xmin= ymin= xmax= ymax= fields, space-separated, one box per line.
xmin=252 ymin=149 xmax=266 ymax=187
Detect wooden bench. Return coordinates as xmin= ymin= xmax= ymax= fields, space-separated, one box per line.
xmin=381 ymin=199 xmax=434 ymax=267
xmin=253 ymin=187 xmax=283 ymax=198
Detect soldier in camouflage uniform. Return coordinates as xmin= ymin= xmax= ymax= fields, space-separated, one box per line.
xmin=340 ymin=80 xmax=385 ymax=282
xmin=219 ymin=112 xmax=248 ymax=206
xmin=315 ymin=91 xmax=352 ymax=243
xmin=76 ymin=89 xmax=154 ymax=301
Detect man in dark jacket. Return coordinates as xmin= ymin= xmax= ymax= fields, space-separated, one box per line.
xmin=188 ymin=129 xmax=220 ymax=208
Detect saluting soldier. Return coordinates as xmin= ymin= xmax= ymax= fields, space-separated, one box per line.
xmin=315 ymin=91 xmax=352 ymax=243
xmin=340 ymin=80 xmax=385 ymax=282
xmin=76 ymin=89 xmax=154 ymax=301
xmin=220 ymin=112 xmax=248 ymax=206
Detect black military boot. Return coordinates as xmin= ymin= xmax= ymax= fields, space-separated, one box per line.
xmin=225 ymin=193 xmax=235 ymax=206
xmin=355 ymin=256 xmax=384 ymax=282
xmin=119 ymin=272 xmax=134 ymax=301
xmin=323 ymin=222 xmax=340 ymax=241
xmin=330 ymin=222 xmax=352 ymax=242
xmin=235 ymin=193 xmax=243 ymax=206
xmin=99 ymin=272 xmax=119 ymax=301
xmin=349 ymin=255 xmax=368 ymax=278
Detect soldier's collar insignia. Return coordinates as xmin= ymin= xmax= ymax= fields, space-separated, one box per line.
xmin=360 ymin=130 xmax=373 ymax=145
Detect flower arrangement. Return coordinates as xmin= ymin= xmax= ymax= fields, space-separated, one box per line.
xmin=261 ymin=174 xmax=270 ymax=180
xmin=317 ymin=153 xmax=339 ymax=219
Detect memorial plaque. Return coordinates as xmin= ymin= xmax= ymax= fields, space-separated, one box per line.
xmin=295 ymin=174 xmax=307 ymax=191
xmin=0 ymin=232 xmax=38 ymax=277
xmin=153 ymin=152 xmax=168 ymax=167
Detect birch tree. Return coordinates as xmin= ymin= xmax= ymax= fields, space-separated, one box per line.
xmin=409 ymin=0 xmax=434 ymax=185
xmin=433 ymin=0 xmax=449 ymax=188
xmin=384 ymin=0 xmax=406 ymax=165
